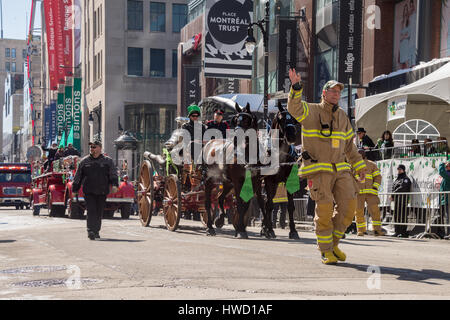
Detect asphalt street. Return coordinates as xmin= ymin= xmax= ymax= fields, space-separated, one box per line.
xmin=0 ymin=208 xmax=449 ymax=300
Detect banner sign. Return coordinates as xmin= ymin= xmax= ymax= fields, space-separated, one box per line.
xmin=49 ymin=101 xmax=57 ymax=144
xmin=73 ymin=0 xmax=82 ymax=66
xmin=184 ymin=66 xmax=201 ymax=110
xmin=72 ymin=78 xmax=82 ymax=151
xmin=377 ymin=157 xmax=447 ymax=208
xmin=62 ymin=0 xmax=73 ymax=77
xmin=387 ymin=95 xmax=407 ymax=121
xmin=64 ymin=85 xmax=73 ymax=138
xmin=56 ymin=93 xmax=65 ymax=141
xmin=338 ymin=0 xmax=362 ymax=84
xmin=277 ymin=19 xmax=298 ymax=93
xmin=43 ymin=0 xmax=57 ymax=90
xmin=203 ymin=0 xmax=253 ymax=79
xmin=44 ymin=104 xmax=51 ymax=145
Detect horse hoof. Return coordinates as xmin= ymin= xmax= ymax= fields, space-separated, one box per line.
xmin=206 ymin=228 xmax=216 ymax=236
xmin=214 ymin=216 xmax=225 ymax=229
xmin=269 ymin=230 xmax=276 ymax=239
xmin=237 ymin=232 xmax=248 ymax=239
xmin=289 ymin=231 xmax=300 ymax=240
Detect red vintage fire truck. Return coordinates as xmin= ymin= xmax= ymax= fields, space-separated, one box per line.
xmin=31 ymin=156 xmax=135 ymax=218
xmin=0 ymin=163 xmax=32 ymax=209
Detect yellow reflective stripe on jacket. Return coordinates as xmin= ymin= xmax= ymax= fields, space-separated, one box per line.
xmin=359 ymin=189 xmax=378 ymax=195
xmin=372 ymin=170 xmax=381 ymax=177
xmin=366 ymin=174 xmax=373 ymax=179
xmin=372 ymin=221 xmax=382 ymax=226
xmin=336 ymin=162 xmax=352 ymax=171
xmin=302 ymin=128 xmax=354 ymax=140
xmin=316 ymin=234 xmax=333 ymax=243
xmin=357 ymin=222 xmax=367 ymax=228
xmin=299 ymin=163 xmax=334 ymax=175
xmin=294 ymin=101 xmax=309 ymax=123
xmin=352 ymin=160 xmax=366 ymax=172
xmin=373 ymin=182 xmax=380 ymax=189
xmin=273 ymin=197 xmax=288 ymax=203
xmin=289 ymin=87 xmax=303 ymax=99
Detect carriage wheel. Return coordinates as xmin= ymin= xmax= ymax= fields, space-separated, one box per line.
xmin=163 ymin=175 xmax=181 ymax=231
xmin=138 ymin=160 xmax=154 ymax=227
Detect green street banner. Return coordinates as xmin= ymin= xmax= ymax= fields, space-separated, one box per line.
xmin=72 ymin=78 xmax=82 ymax=150
xmin=56 ymin=93 xmax=65 ymax=142
xmin=64 ymin=85 xmax=73 ymax=143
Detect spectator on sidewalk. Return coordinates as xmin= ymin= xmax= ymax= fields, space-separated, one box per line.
xmin=439 ymin=161 xmax=450 ymax=239
xmin=436 ymin=137 xmax=450 ymax=155
xmin=376 ymin=130 xmax=394 ymax=159
xmin=424 ymin=138 xmax=437 ymax=156
xmin=391 ymin=164 xmax=412 ymax=238
xmin=64 ymin=143 xmax=81 ymax=157
xmin=357 ymin=128 xmax=376 ymax=161
xmin=410 ymin=139 xmax=421 ymax=157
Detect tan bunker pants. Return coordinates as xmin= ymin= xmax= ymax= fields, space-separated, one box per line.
xmin=309 ymin=170 xmax=359 ymax=253
xmin=355 ymin=194 xmax=382 ymax=232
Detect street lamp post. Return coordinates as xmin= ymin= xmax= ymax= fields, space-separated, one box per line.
xmin=245 ymin=0 xmax=270 ymax=125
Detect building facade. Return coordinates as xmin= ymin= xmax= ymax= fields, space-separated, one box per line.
xmin=81 ymin=0 xmax=188 ymax=164
xmin=0 ymin=39 xmax=28 ymax=154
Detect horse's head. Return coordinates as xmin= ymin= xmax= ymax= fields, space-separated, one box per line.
xmin=233 ymin=102 xmax=256 ymax=130
xmin=273 ymin=101 xmax=298 ymax=145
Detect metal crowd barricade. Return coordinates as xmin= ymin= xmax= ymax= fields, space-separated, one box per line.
xmin=293 ymin=197 xmax=313 ymax=224
xmin=367 ymin=140 xmax=449 ymax=161
xmin=377 ymin=191 xmax=450 ymax=239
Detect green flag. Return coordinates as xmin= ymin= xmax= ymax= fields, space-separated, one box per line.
xmin=239 ymin=170 xmax=254 ymax=203
xmin=67 ymin=125 xmax=74 ymax=145
xmin=58 ymin=130 xmax=66 ymax=148
xmin=286 ymin=164 xmax=300 ymax=194
xmin=72 ymin=78 xmax=82 ymax=151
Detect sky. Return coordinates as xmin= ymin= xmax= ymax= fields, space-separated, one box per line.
xmin=2 ymin=0 xmax=41 ymax=40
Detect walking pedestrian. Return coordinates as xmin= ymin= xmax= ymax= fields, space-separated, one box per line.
xmin=72 ymin=140 xmax=119 ymax=240
xmin=272 ymin=182 xmax=288 ymax=229
xmin=391 ymin=164 xmax=412 ymax=238
xmin=357 ymin=128 xmax=376 ymax=161
xmin=287 ymin=68 xmax=366 ymax=265
xmin=438 ymin=161 xmax=450 ymax=239
xmin=353 ymin=150 xmax=385 ymax=236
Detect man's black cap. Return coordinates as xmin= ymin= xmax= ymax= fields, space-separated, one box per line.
xmin=214 ymin=108 xmax=224 ymax=114
xmin=357 ymin=127 xmax=366 ymax=133
xmin=89 ymin=140 xmax=102 ymax=147
xmin=397 ymin=164 xmax=406 ymax=171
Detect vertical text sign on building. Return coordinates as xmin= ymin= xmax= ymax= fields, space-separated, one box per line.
xmin=64 ymin=85 xmax=73 ymax=142
xmin=278 ymin=19 xmax=298 ymax=93
xmin=72 ymin=78 xmax=82 ymax=151
xmin=56 ymin=92 xmax=65 ymax=142
xmin=203 ymin=0 xmax=253 ymax=79
xmin=62 ymin=0 xmax=73 ymax=77
xmin=184 ymin=67 xmax=201 ymax=109
xmin=338 ymin=0 xmax=362 ymax=84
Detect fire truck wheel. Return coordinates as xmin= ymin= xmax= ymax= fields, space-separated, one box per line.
xmin=32 ymin=202 xmax=40 ymax=216
xmin=120 ymin=204 xmax=132 ymax=219
xmin=68 ymin=202 xmax=83 ymax=219
xmin=15 ymin=205 xmax=20 ymax=210
xmin=103 ymin=210 xmax=114 ymax=219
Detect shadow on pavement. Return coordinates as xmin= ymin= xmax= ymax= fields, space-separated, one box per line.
xmin=336 ymin=263 xmax=450 ymax=285
xmin=97 ymin=238 xmax=145 ymax=242
xmin=0 ymin=240 xmax=16 ymax=243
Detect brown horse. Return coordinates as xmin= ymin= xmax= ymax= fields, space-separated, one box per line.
xmin=203 ymin=103 xmax=262 ymax=238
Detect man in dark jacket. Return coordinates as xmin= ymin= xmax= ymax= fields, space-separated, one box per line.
xmin=182 ymin=105 xmax=206 ymax=165
xmin=64 ymin=143 xmax=81 ymax=157
xmin=72 ymin=140 xmax=118 ymax=240
xmin=391 ymin=164 xmax=412 ymax=237
xmin=206 ymin=108 xmax=230 ymax=138
xmin=54 ymin=147 xmax=66 ymax=161
xmin=357 ymin=128 xmax=376 ymax=161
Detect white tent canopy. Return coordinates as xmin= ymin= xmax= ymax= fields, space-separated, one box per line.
xmin=355 ymin=62 xmax=450 ymax=122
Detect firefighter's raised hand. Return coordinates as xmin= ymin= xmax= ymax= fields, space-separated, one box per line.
xmin=358 ymin=170 xmax=366 ymax=182
xmin=289 ymin=68 xmax=301 ymax=85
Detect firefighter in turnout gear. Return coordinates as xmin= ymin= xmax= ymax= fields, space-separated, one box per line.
xmin=354 ymin=149 xmax=385 ymax=237
xmin=287 ymin=69 xmax=366 ymax=265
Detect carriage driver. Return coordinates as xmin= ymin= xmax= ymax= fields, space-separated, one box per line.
xmin=287 ymin=69 xmax=367 ymax=265
xmin=182 ymin=105 xmax=206 ymax=166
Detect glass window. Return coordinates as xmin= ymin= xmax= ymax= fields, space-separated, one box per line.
xmin=172 ymin=4 xmax=187 ymax=33
xmin=11 ymin=62 xmax=16 ymax=72
xmin=150 ymin=49 xmax=165 ymax=77
xmin=5 ymin=61 xmax=10 ymax=71
xmin=11 ymin=48 xmax=16 ymax=58
xmin=150 ymin=2 xmax=165 ymax=32
xmin=22 ymin=49 xmax=26 ymax=59
xmin=127 ymin=47 xmax=143 ymax=76
xmin=5 ymin=48 xmax=10 ymax=57
xmin=128 ymin=0 xmax=143 ymax=30
xmin=172 ymin=49 xmax=177 ymax=78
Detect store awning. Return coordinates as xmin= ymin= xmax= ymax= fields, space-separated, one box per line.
xmin=355 ymin=62 xmax=450 ymax=123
